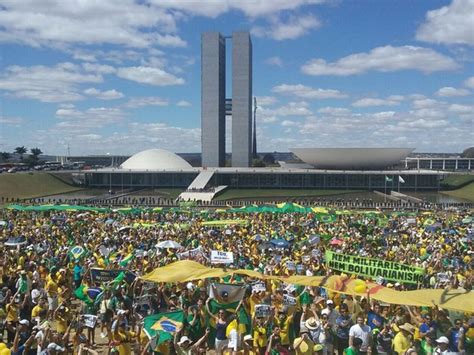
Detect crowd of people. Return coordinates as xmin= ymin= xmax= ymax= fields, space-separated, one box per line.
xmin=0 ymin=205 xmax=472 ymax=354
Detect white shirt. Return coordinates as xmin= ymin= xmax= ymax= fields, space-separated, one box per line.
xmin=227 ymin=329 xmax=240 ymax=351
xmin=349 ymin=324 xmax=371 ymax=352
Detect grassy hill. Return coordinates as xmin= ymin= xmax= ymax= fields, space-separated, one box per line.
xmin=441 ymin=182 xmax=474 ymax=202
xmin=214 ymin=189 xmax=361 ymax=201
xmin=441 ymin=174 xmax=474 ymax=189
xmin=0 ymin=172 xmax=82 ymax=199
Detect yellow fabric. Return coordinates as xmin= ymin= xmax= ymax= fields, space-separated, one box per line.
xmin=293 ymin=337 xmax=315 ymax=355
xmin=393 ymin=331 xmax=411 ymax=355
xmin=140 ymin=261 xmax=474 ymax=313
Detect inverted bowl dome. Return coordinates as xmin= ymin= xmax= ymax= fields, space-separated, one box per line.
xmin=290 ymin=148 xmax=414 ymax=169
xmin=120 ymin=149 xmax=192 ymax=170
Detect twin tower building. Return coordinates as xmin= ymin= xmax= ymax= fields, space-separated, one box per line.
xmin=201 ymin=32 xmax=253 ymax=167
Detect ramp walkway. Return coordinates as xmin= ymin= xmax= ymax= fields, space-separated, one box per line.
xmin=187 ymin=171 xmax=215 ymax=190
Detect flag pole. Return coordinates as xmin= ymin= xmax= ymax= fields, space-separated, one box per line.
xmin=398 ymin=175 xmax=400 ymax=193
xmin=384 ymin=175 xmax=387 ymax=203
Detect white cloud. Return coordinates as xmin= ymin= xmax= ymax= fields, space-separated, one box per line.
xmin=252 ymin=14 xmax=320 ymax=40
xmin=352 ymin=97 xmax=402 ymax=107
xmin=116 ymin=66 xmax=184 ymax=86
xmin=0 ymin=115 xmax=24 ymax=126
xmin=82 ymin=63 xmax=116 ymax=74
xmin=416 ymin=0 xmax=474 ymax=46
xmin=151 ymin=0 xmax=325 ymax=18
xmin=281 ymin=120 xmax=298 ymax=127
xmin=0 ymin=1 xmax=182 ymax=48
xmin=124 ymin=97 xmax=169 ymax=108
xmin=176 ymin=100 xmax=191 ymax=107
xmin=0 ymin=62 xmax=102 ymax=102
xmin=265 ymin=56 xmax=283 ymax=67
xmin=435 ymin=86 xmax=470 ymax=97
xmin=464 ymin=76 xmax=474 ymax=89
xmin=301 ymin=45 xmax=458 ymax=76
xmin=256 ymin=96 xmax=278 ymax=106
xmin=272 ymin=84 xmax=347 ymax=99
xmin=272 ymin=101 xmax=312 ymax=116
xmin=55 ymin=107 xmax=126 ymax=131
xmin=84 ymin=88 xmax=124 ymax=100
xmin=318 ymin=107 xmax=351 ymax=115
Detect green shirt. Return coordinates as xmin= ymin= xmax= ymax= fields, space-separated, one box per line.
xmin=344 ymin=347 xmax=359 ymax=355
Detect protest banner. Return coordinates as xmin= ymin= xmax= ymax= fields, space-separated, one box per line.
xmin=286 ymin=261 xmax=296 ymax=271
xmin=302 ymin=255 xmax=311 ymax=263
xmin=210 ymin=250 xmax=234 ymax=264
xmin=90 ymin=268 xmax=136 ymax=284
xmin=83 ymin=314 xmax=98 ymax=328
xmin=252 ymin=282 xmax=266 ymax=293
xmin=283 ymin=294 xmax=297 ymax=306
xmin=255 ymin=304 xmax=271 ymax=318
xmin=325 ymin=251 xmax=424 ymax=284
xmin=178 ymin=246 xmax=207 ymax=260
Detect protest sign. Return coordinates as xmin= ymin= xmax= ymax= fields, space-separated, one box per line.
xmin=302 ymin=255 xmax=311 ymax=263
xmin=252 ymin=282 xmax=266 ymax=293
xmin=325 ymin=251 xmax=424 ymax=284
xmin=286 ymin=261 xmax=296 ymax=271
xmin=406 ymin=218 xmax=416 ymax=225
xmin=309 ymin=235 xmax=320 ymax=245
xmin=90 ymin=268 xmax=136 ymax=284
xmin=312 ymin=249 xmax=321 ymax=258
xmin=283 ymin=294 xmax=297 ymax=306
xmin=210 ymin=250 xmax=234 ymax=264
xmin=255 ymin=304 xmax=271 ymax=318
xmin=296 ymin=264 xmax=304 ymax=274
xmin=83 ymin=314 xmax=98 ymax=328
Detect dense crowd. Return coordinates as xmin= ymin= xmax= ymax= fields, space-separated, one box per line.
xmin=0 ymin=206 xmax=472 ymax=354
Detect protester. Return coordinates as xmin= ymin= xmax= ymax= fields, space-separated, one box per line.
xmin=0 ymin=204 xmax=472 ymax=354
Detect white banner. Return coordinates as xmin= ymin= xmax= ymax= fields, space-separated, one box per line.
xmin=252 ymin=282 xmax=266 ymax=293
xmin=254 ymin=304 xmax=271 ymax=318
xmin=210 ymin=250 xmax=234 ymax=264
xmin=83 ymin=314 xmax=98 ymax=328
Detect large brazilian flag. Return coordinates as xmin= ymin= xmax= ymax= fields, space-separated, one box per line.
xmin=143 ymin=310 xmax=185 ymax=346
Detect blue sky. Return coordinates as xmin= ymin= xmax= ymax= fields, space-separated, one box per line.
xmin=0 ymin=0 xmax=473 ymax=155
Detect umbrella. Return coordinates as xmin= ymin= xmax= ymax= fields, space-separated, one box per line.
xmin=0 ymin=221 xmax=7 ymax=227
xmin=309 ymin=235 xmax=320 ymax=245
xmin=156 ymin=240 xmax=182 ymax=249
xmin=270 ymin=239 xmax=290 ymax=249
xmin=105 ymin=219 xmax=115 ymax=224
xmin=5 ymin=236 xmax=28 ymax=247
xmin=329 ymin=238 xmax=343 ymax=246
xmin=462 ymin=217 xmax=472 ymax=224
xmin=258 ymin=241 xmax=274 ymax=251
xmin=119 ymin=226 xmax=132 ymax=232
xmin=253 ymin=234 xmax=263 ymax=241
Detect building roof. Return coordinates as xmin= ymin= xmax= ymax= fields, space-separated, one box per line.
xmin=120 ymin=149 xmax=192 ymax=170
xmin=290 ymin=148 xmax=414 ymax=169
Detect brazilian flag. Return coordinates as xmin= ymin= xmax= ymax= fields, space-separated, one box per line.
xmin=69 ymin=245 xmax=85 ymax=260
xmin=315 ymin=214 xmax=337 ymax=223
xmin=144 ymin=311 xmax=185 ymax=346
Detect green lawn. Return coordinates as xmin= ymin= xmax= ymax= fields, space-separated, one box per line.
xmin=441 ymin=182 xmax=474 ymax=202
xmin=133 ymin=188 xmax=184 ymax=199
xmin=441 ymin=174 xmax=474 ymax=188
xmin=214 ymin=189 xmax=361 ymax=201
xmin=0 ymin=172 xmax=82 ymax=199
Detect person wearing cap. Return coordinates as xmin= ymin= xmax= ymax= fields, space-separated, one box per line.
xmin=393 ymin=323 xmax=415 ymax=355
xmin=434 ymin=336 xmax=450 ymax=354
xmin=242 ymin=334 xmax=253 ymax=355
xmin=173 ymin=328 xmax=210 ymax=355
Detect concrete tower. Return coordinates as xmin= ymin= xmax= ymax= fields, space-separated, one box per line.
xmin=201 ymin=32 xmax=226 ymax=167
xmin=231 ymin=32 xmax=253 ymax=167
xmin=201 ymin=31 xmax=253 ymax=167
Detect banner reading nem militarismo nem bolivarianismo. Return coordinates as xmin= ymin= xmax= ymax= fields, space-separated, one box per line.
xmin=325 ymin=251 xmax=424 ymax=284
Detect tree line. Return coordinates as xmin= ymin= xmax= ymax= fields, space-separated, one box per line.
xmin=1 ymin=146 xmax=43 ymax=166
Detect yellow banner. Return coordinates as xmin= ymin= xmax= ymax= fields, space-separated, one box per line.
xmin=140 ymin=261 xmax=474 ymax=313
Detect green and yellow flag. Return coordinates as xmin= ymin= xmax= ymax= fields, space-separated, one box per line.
xmin=143 ymin=311 xmax=185 ymax=345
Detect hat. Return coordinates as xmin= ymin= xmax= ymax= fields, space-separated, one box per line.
xmin=436 ymin=336 xmax=449 ymax=344
xmin=47 ymin=343 xmax=65 ymax=351
xmin=326 ymin=299 xmax=334 ymax=304
xmin=399 ymin=323 xmax=415 ymax=334
xmin=177 ymin=336 xmax=192 ymax=345
xmin=314 ymin=344 xmax=323 ymax=351
xmin=19 ymin=319 xmax=30 ymax=326
xmin=243 ymin=334 xmax=253 ymax=342
xmin=305 ymin=317 xmax=320 ymax=330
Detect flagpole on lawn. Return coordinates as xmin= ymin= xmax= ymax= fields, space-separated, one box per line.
xmin=398 ymin=175 xmax=400 ymax=193
xmin=384 ymin=175 xmax=387 ymax=203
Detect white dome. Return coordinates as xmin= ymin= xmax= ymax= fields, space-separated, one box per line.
xmin=120 ymin=149 xmax=192 ymax=170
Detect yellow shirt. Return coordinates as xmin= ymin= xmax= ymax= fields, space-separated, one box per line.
xmin=114 ymin=330 xmax=136 ymax=355
xmin=278 ymin=316 xmax=293 ymax=345
xmin=293 ymin=337 xmax=315 ymax=355
xmin=31 ymin=304 xmax=44 ymax=319
xmin=253 ymin=325 xmax=267 ymax=348
xmin=393 ymin=331 xmax=411 ymax=355
xmin=55 ymin=314 xmax=67 ymax=334
xmin=6 ymin=303 xmax=18 ymax=323
xmin=46 ymin=279 xmax=58 ymax=297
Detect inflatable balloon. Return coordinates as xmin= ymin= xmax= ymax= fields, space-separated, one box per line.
xmin=354 ymin=279 xmax=367 ymax=293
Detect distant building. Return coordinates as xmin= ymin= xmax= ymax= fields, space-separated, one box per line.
xmin=201 ymin=32 xmax=253 ymax=167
